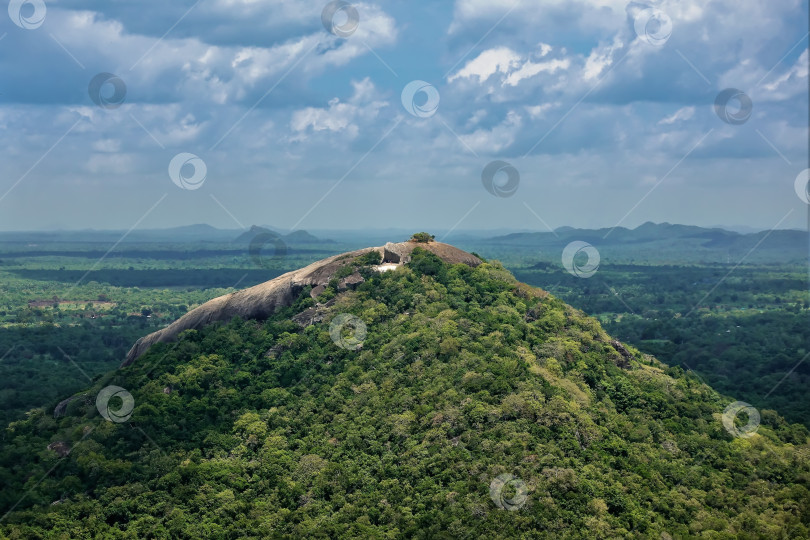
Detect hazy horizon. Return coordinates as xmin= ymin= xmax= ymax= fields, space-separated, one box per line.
xmin=0 ymin=220 xmax=806 ymax=236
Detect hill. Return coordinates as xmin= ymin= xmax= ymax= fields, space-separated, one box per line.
xmin=0 ymin=242 xmax=808 ymax=538
xmin=484 ymin=222 xmax=808 ymax=264
xmin=233 ymin=226 xmax=329 ymax=245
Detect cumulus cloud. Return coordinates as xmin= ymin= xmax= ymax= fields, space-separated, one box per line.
xmin=290 ymin=78 xmax=388 ymax=140
xmin=582 ymin=36 xmax=623 ymax=81
xmin=448 ymin=44 xmax=570 ymax=88
xmin=3 ymin=3 xmax=398 ymax=107
xmin=524 ymin=103 xmax=559 ymax=119
xmin=447 ymin=47 xmax=522 ymax=83
xmin=504 ymin=57 xmax=570 ymax=86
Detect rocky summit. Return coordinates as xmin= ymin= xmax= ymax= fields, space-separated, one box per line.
xmin=123 ymin=241 xmax=482 ymax=366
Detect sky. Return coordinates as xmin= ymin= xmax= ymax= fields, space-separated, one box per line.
xmin=0 ymin=0 xmax=808 ymax=233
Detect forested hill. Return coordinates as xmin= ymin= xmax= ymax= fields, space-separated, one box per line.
xmin=1 ymin=247 xmax=808 ymax=538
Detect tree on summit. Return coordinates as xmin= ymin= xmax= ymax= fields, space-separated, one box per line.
xmin=410 ymin=232 xmax=434 ymax=243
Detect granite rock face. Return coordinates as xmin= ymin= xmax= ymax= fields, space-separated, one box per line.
xmin=122 ymin=241 xmax=482 ymax=367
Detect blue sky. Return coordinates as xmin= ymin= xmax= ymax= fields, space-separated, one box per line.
xmin=0 ymin=0 xmax=807 ymax=232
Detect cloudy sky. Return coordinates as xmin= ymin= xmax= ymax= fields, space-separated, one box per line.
xmin=0 ymin=0 xmax=807 ymax=232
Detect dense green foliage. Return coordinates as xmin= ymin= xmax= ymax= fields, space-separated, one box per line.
xmin=510 ymin=262 xmax=810 ymax=427
xmin=1 ymin=251 xmax=808 ymax=538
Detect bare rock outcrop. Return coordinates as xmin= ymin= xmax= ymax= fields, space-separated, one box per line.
xmin=383 ymin=242 xmax=410 ymax=264
xmin=53 ymin=396 xmax=77 ymax=418
xmin=610 ymin=339 xmax=633 ymax=369
xmin=53 ymin=394 xmax=91 ymax=418
xmin=292 ymin=304 xmax=330 ymax=327
xmin=122 ymin=241 xmax=481 ymax=367
xmin=47 ymin=441 xmax=71 ymax=457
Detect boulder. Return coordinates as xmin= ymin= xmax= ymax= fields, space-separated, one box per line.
xmin=53 ymin=395 xmax=88 ymax=418
xmin=338 ymin=272 xmax=364 ymax=291
xmin=383 ymin=242 xmax=410 ymax=264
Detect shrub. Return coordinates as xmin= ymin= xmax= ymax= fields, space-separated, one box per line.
xmin=410 ymin=232 xmax=434 ymax=243
xmin=354 ymin=251 xmax=383 ymax=266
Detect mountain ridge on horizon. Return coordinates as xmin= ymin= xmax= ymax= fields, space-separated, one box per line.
xmin=0 ymin=221 xmax=804 ymax=237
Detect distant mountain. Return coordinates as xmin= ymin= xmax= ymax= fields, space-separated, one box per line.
xmin=233 ymin=226 xmax=330 ymax=245
xmin=486 ymin=222 xmax=808 ymax=263
xmin=283 ymin=230 xmax=322 ymax=243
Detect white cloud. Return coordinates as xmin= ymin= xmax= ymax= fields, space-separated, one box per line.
xmin=447 ymin=47 xmax=522 ymax=83
xmin=39 ymin=5 xmax=397 ymax=108
xmin=504 ymin=57 xmax=570 ymax=86
xmin=289 ymin=78 xmax=388 ymax=140
xmin=448 ymin=45 xmax=570 ymax=88
xmin=658 ymin=106 xmax=695 ymax=125
xmin=761 ymin=48 xmax=809 ymax=100
xmin=583 ymin=37 xmax=623 ymax=81
xmin=525 ymin=103 xmax=559 ymax=119
xmin=291 ymin=98 xmax=361 ymax=137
